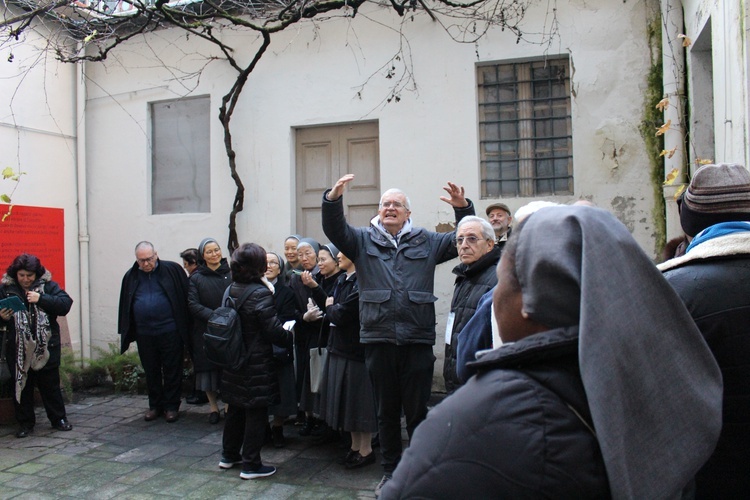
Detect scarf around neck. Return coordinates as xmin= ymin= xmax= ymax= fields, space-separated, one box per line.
xmin=371 ymin=215 xmax=413 ymax=247
xmin=685 ymin=220 xmax=750 ymax=253
xmin=11 ymin=279 xmax=51 ymax=402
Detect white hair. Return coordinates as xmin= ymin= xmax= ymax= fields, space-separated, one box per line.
xmin=514 ymin=201 xmax=564 ymax=224
xmin=380 ymin=188 xmax=411 ymax=210
xmin=135 ymin=241 xmax=155 ymax=254
xmin=457 ymin=216 xmax=495 ymax=241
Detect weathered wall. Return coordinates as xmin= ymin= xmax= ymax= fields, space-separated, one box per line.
xmin=81 ymin=0 xmax=660 ymax=387
xmin=0 ymin=19 xmax=81 ymax=352
xmin=682 ymin=0 xmax=749 ymax=169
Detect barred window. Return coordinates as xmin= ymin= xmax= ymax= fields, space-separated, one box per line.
xmin=478 ymin=58 xmax=573 ymax=197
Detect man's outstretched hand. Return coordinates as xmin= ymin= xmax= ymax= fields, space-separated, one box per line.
xmin=440 ymin=182 xmax=469 ymax=208
xmin=327 ymin=174 xmax=355 ymax=201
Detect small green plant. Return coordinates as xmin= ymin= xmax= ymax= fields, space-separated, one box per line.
xmin=58 ymin=343 xmax=145 ymax=396
xmin=59 ymin=347 xmax=84 ymax=399
xmin=90 ymin=343 xmax=145 ymax=393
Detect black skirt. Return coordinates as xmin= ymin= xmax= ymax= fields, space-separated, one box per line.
xmin=319 ymin=353 xmax=377 ymax=433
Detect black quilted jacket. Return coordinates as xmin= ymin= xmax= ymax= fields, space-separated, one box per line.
xmin=220 ymin=281 xmax=292 ymax=409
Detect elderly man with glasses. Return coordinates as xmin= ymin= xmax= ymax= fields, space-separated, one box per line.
xmin=118 ymin=241 xmax=190 ymax=423
xmin=322 ymin=174 xmax=474 ymax=497
xmin=443 ymin=216 xmax=500 ymax=394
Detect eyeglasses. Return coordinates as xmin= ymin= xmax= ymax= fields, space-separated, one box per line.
xmin=137 ymin=254 xmax=157 ymax=264
xmin=379 ymin=201 xmax=406 ymax=209
xmin=455 ymin=236 xmax=487 ymax=247
xmin=267 ymin=261 xmax=280 ymax=267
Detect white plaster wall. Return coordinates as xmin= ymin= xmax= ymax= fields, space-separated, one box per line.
xmin=83 ymin=0 xmax=660 ymax=384
xmin=0 ymin=21 xmax=81 ymax=352
xmin=682 ymin=0 xmax=749 ymax=168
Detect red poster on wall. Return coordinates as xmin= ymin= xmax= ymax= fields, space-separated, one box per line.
xmin=0 ymin=205 xmax=65 ymax=289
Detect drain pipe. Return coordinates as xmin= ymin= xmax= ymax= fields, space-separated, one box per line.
xmin=661 ymin=0 xmax=687 ymax=240
xmin=75 ymin=46 xmax=92 ymax=361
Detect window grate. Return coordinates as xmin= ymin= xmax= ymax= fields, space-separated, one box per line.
xmin=478 ymin=58 xmax=573 ymax=198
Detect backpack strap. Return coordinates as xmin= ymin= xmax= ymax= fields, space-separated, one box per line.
xmin=224 ymin=283 xmax=262 ymax=310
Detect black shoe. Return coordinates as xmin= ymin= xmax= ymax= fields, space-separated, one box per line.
xmin=310 ymin=421 xmax=328 ymax=437
xmin=346 ymin=451 xmax=376 ymax=469
xmin=51 ymin=418 xmax=73 ymax=431
xmin=293 ymin=411 xmax=306 ymax=426
xmin=337 ymin=449 xmax=358 ymax=465
xmin=272 ymin=425 xmax=286 ymax=448
xmin=186 ymin=392 xmax=208 ymax=405
xmin=144 ymin=408 xmax=162 ymax=421
xmin=208 ymin=411 xmax=220 ymax=425
xmin=299 ymin=418 xmax=314 ymax=436
xmin=218 ymin=455 xmax=242 ymax=469
xmin=15 ymin=426 xmax=33 ymax=438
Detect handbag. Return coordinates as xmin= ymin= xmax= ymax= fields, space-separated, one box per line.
xmin=0 ymin=330 xmax=11 ymax=383
xmin=308 ymin=320 xmax=328 ymax=394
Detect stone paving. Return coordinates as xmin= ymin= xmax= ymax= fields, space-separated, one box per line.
xmin=0 ymin=394 xmax=385 ymax=499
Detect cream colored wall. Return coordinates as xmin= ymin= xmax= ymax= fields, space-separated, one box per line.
xmin=83 ymin=1 xmax=659 ymax=385
xmin=0 ymin=23 xmax=81 ymax=353
xmin=682 ymin=0 xmax=749 ymax=169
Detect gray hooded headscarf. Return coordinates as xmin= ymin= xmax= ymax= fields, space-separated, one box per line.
xmin=515 ymin=206 xmax=722 ymax=499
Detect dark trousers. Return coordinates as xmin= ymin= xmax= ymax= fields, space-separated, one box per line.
xmin=14 ymin=365 xmax=67 ymax=428
xmin=294 ymin=322 xmax=321 ymax=409
xmin=365 ymin=343 xmax=435 ymax=473
xmin=136 ymin=332 xmax=183 ymax=412
xmin=222 ymin=404 xmax=268 ymax=471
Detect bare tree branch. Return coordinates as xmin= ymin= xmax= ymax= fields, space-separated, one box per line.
xmin=1 ymin=0 xmax=557 ymax=246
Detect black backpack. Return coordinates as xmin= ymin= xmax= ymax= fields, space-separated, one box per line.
xmin=203 ymin=284 xmax=258 ymax=371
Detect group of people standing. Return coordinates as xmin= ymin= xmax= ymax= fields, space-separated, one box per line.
xmin=115 ymin=226 xmax=381 ymax=479
xmin=278 ymin=235 xmax=378 ymax=466
xmin=2 ymin=162 xmax=747 ymax=497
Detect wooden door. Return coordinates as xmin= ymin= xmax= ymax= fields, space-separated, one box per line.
xmin=295 ymin=122 xmax=380 ymax=243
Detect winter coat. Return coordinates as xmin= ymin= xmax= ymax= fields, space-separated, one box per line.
xmin=288 ymin=269 xmax=342 ymax=348
xmin=271 ymin=281 xmax=297 ymax=363
xmin=117 ymin=259 xmax=190 ymax=354
xmin=455 ymin=288 xmax=494 ymax=383
xmin=322 ymin=191 xmax=475 ymax=345
xmin=187 ymin=259 xmax=231 ymax=372
xmin=0 ymin=271 xmax=73 ymax=370
xmin=443 ymin=246 xmax=500 ymax=392
xmin=381 ymin=326 xmax=609 ymax=499
xmin=660 ymin=232 xmax=750 ymax=498
xmin=326 ymin=272 xmax=363 ymax=361
xmin=272 ymin=281 xmax=297 ymax=324
xmin=220 ymin=281 xmax=292 ymax=409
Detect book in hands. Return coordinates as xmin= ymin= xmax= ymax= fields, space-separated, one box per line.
xmin=0 ymin=295 xmax=26 ymax=312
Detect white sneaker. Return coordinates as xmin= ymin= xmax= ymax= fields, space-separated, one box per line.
xmin=240 ymin=465 xmax=276 ymax=479
xmin=218 ymin=456 xmax=242 ymax=469
xmin=375 ymin=473 xmax=392 ymax=497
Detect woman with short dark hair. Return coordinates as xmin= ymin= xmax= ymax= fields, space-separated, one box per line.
xmin=180 ymin=248 xmax=200 ymax=276
xmin=219 ymin=243 xmax=293 ymax=480
xmin=0 ymin=254 xmax=74 ymax=438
